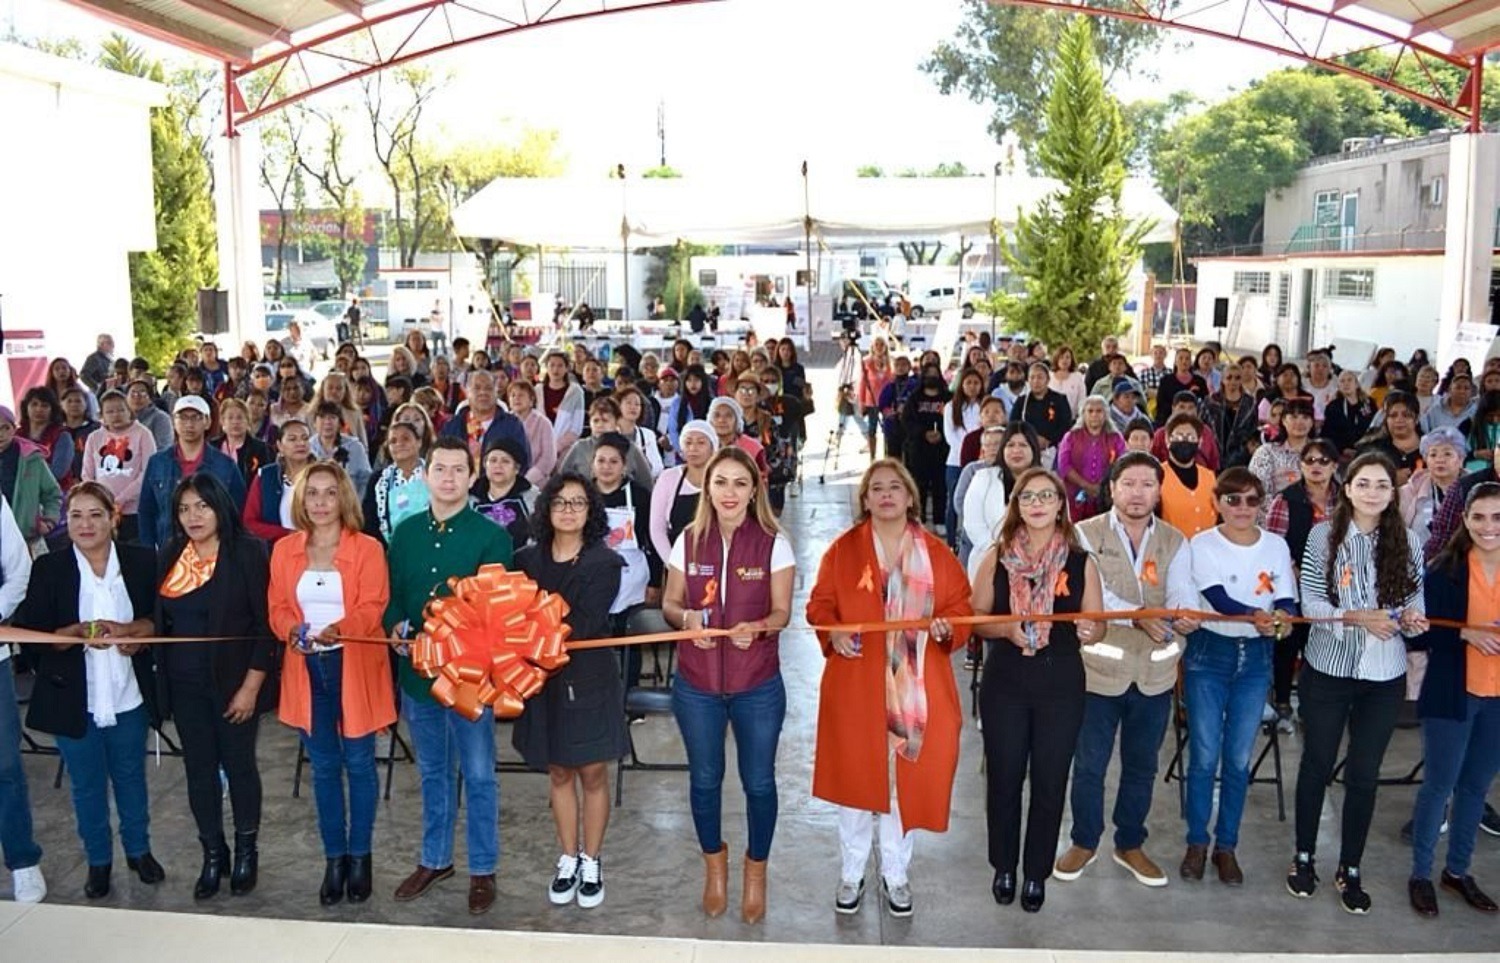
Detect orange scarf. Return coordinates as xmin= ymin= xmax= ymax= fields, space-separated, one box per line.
xmin=160 ymin=541 xmax=218 ymax=598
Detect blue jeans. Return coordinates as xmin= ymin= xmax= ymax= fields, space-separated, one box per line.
xmin=302 ymin=650 xmax=378 ymax=859
xmin=1070 ymin=686 xmax=1173 ymax=852
xmin=943 ymin=464 xmax=962 ymax=546
xmin=672 ymin=674 xmax=785 ymax=861
xmin=403 ymin=693 xmax=497 ymax=874
xmin=0 ymin=659 xmax=42 ymax=871
xmin=1412 ymin=695 xmax=1500 ymax=879
xmin=56 ymin=705 xmax=151 ymax=867
xmin=1183 ymin=630 xmax=1272 ymax=850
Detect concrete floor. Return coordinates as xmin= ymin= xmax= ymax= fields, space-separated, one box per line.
xmin=5 ymin=360 xmax=1500 ymax=954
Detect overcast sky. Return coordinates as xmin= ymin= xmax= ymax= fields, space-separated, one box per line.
xmin=9 ymin=0 xmax=1298 ymax=185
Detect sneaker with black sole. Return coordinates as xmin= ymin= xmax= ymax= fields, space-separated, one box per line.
xmin=882 ymin=878 xmax=912 ymax=918
xmin=1482 ymin=804 xmax=1500 ymax=837
xmin=549 ymin=853 xmax=579 ymax=905
xmin=834 ymin=878 xmax=865 ymax=914
xmin=576 ymin=854 xmax=604 ymax=909
xmin=1287 ymin=853 xmax=1318 ymax=898
xmin=1336 ymin=864 xmax=1371 ymax=915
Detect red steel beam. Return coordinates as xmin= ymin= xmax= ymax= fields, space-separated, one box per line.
xmin=229 ymin=0 xmax=720 ymax=128
xmin=987 ymin=0 xmax=1476 ymax=123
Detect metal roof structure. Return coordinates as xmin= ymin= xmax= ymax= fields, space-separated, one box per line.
xmin=59 ymin=0 xmax=1500 ymax=131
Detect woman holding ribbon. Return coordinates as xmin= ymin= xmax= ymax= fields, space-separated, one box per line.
xmin=16 ymin=482 xmax=162 ymax=899
xmin=661 ymin=446 xmax=794 ymax=924
xmin=268 ymin=462 xmax=393 ymax=907
xmin=971 ymin=467 xmax=1104 ymax=913
xmin=806 ymin=459 xmax=973 ymax=918
xmin=155 ymin=473 xmax=276 ymax=900
xmin=1289 ymin=452 xmax=1426 ymax=913
xmin=512 ymin=472 xmax=625 ymax=910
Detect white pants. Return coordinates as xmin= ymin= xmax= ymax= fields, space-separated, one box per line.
xmin=838 ymin=802 xmax=914 ymax=886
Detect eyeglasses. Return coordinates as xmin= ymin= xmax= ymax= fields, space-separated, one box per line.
xmin=551 ymin=498 xmax=589 ymax=514
xmin=1221 ymin=493 xmax=1263 ymax=508
xmin=736 ymin=384 xmax=759 ymax=393
xmin=1016 ymin=489 xmax=1059 ymax=505
xmin=1301 ymin=456 xmax=1334 ymax=466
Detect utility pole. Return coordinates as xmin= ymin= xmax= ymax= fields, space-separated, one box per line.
xmin=656 ymin=99 xmax=666 ymax=168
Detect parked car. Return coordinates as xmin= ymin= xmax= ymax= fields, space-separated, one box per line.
xmin=263 ymin=308 xmax=331 ymax=358
xmin=909 ymin=286 xmax=976 ymax=319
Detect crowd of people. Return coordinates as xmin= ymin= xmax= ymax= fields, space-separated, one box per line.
xmin=0 ymin=324 xmax=1496 ymax=931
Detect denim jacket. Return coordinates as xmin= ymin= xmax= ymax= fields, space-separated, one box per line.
xmin=138 ymin=445 xmax=247 ymax=549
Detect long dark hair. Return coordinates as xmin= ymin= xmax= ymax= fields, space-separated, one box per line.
xmin=994 ymin=422 xmax=1041 ymax=492
xmin=675 ymin=363 xmax=712 ymax=430
xmin=530 ymin=471 xmax=607 ymax=548
xmin=19 ymin=386 xmax=62 ymax=428
xmin=950 ymin=367 xmax=984 ymax=429
xmin=1323 ymin=452 xmax=1416 ymax=607
xmin=1435 ymin=481 xmax=1500 ymax=575
xmin=166 ymin=473 xmax=245 ymax=557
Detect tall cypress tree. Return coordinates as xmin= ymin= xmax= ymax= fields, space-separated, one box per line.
xmin=100 ymin=34 xmax=218 ymax=370
xmin=999 ymin=17 xmax=1149 ymax=350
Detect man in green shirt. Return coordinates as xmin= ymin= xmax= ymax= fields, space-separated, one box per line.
xmin=385 ymin=436 xmax=513 ymax=915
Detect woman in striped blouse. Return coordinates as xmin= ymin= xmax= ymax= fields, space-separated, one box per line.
xmin=1289 ymin=452 xmax=1428 ymax=915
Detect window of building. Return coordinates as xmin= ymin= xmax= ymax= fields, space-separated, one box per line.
xmin=1313 ymin=190 xmax=1340 ymax=227
xmin=1431 ymin=176 xmax=1445 ymax=207
xmin=1232 ymin=271 xmax=1272 ymax=294
xmin=1322 ymin=268 xmax=1375 ymax=300
xmin=698 ymin=269 xmax=718 ymax=287
xmin=1276 ymin=273 xmax=1291 ymax=318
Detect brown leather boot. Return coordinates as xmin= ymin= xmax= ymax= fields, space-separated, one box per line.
xmin=742 ymin=854 xmax=767 ymax=924
xmin=702 ymin=845 xmax=728 ymax=917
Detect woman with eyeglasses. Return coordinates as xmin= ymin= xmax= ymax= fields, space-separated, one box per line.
xmin=512 ymin=472 xmax=627 ymax=910
xmin=1289 ymin=452 xmax=1426 ymax=914
xmin=1406 ymin=481 xmax=1500 ymax=917
xmin=1263 ymin=438 xmax=1342 ymax=726
xmin=971 ymin=468 xmax=1104 ymax=913
xmin=1180 ymin=467 xmax=1297 ymax=887
xmin=660 ymin=446 xmax=794 ymax=924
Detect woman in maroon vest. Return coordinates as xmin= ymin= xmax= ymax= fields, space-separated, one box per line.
xmin=661 ymin=446 xmax=794 ymax=925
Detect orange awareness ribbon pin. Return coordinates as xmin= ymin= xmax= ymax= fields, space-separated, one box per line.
xmin=857 ymin=565 xmax=875 ymax=594
xmin=1141 ymin=559 xmax=1159 ymax=587
xmin=1054 ymin=570 xmax=1070 ymax=597
xmin=1255 ymin=571 xmax=1275 ymax=595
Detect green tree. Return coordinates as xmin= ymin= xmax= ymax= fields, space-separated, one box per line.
xmin=296 ymin=110 xmax=367 ymax=298
xmin=360 ymin=66 xmax=444 ymax=267
xmin=423 ymin=128 xmax=567 ymax=252
xmin=856 ymin=164 xmax=884 ymax=177
xmin=1330 ymin=49 xmax=1500 ymax=132
xmin=997 ymin=18 xmax=1149 ymax=349
xmin=100 ymin=33 xmax=217 ymax=370
xmin=922 ymin=0 xmax=1164 ymax=147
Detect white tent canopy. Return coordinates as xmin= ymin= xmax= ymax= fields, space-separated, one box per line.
xmin=451 ymin=173 xmax=1179 ymax=248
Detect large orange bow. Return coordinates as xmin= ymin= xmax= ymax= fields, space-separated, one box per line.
xmin=410 ymin=564 xmax=572 ymax=721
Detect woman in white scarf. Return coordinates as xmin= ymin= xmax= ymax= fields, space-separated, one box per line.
xmin=14 ymin=481 xmax=162 ymax=900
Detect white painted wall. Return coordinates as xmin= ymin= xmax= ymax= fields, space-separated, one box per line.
xmin=0 ymin=43 xmax=162 ymax=406
xmin=1194 ymin=254 xmax=1451 ymax=363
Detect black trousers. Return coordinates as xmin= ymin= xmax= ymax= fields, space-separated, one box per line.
xmin=907 ymin=458 xmax=946 ymax=528
xmin=170 ymin=681 xmax=263 ymax=844
xmin=981 ymin=689 xmax=1086 ymax=882
xmin=1293 ymin=666 xmax=1404 ymax=865
xmin=1273 ymin=623 xmax=1309 ymax=706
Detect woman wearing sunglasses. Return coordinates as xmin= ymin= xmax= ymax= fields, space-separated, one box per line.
xmin=1180 ymin=468 xmax=1298 ymax=886
xmin=1289 ymin=452 xmax=1426 ymax=914
xmin=970 ymin=468 xmax=1104 ymax=913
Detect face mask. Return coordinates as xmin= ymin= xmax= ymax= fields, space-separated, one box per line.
xmin=1169 ymin=441 xmax=1199 ymax=463
xmin=1007 ymin=377 xmax=1025 ymax=390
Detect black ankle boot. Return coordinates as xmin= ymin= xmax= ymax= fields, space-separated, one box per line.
xmin=194 ymin=837 xmax=230 ymax=900
xmin=230 ymin=831 xmax=258 ymax=896
xmin=85 ymin=864 xmax=111 ymax=899
xmin=346 ymin=855 xmax=372 ymax=904
xmin=320 ymin=856 xmax=349 ymax=906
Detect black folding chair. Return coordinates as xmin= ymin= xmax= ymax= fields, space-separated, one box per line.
xmin=614 ymin=608 xmax=688 ymax=806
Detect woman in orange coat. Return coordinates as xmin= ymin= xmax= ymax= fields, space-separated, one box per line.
xmin=806 ymin=458 xmax=973 ymax=919
xmin=268 ymin=461 xmax=393 ymax=908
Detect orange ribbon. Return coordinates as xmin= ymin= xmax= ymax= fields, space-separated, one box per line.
xmin=1340 ymin=565 xmax=1353 ymax=588
xmin=857 ymin=565 xmax=875 ymax=594
xmin=1141 ymin=560 xmax=1159 ymax=587
xmin=1255 ymin=571 xmax=1275 ymax=595
xmin=1054 ymin=570 xmax=1070 ymax=597
xmin=410 ymin=564 xmax=572 ymax=721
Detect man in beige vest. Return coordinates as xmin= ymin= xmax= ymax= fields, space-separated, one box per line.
xmin=1054 ymin=451 xmax=1199 ymax=887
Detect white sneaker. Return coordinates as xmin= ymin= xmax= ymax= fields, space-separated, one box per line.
xmin=834 ymin=877 xmax=865 ymax=914
xmin=11 ymin=865 xmax=45 ymax=903
xmin=576 ymin=854 xmax=604 ymax=909
xmin=548 ymin=853 xmax=579 ymax=905
xmin=882 ymin=878 xmax=912 ymax=917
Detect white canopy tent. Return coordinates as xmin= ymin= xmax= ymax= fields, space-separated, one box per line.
xmin=451 ymin=173 xmax=1179 ymax=248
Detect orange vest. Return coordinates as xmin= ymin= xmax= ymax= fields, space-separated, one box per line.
xmin=1161 ymin=465 xmax=1218 ymax=539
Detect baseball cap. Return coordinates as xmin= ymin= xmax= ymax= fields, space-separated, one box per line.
xmin=173 ymin=395 xmax=210 ymax=417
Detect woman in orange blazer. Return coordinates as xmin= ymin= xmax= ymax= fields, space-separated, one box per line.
xmin=806 ymin=458 xmax=973 ymax=919
xmin=268 ymin=461 xmax=393 ymax=908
